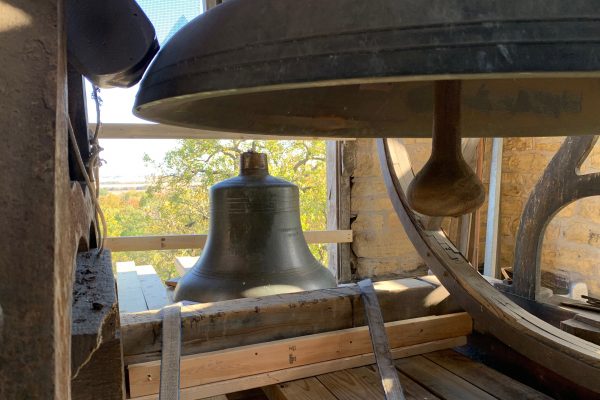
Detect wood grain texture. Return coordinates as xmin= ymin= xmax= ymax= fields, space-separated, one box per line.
xmin=377 ymin=138 xmax=600 ymax=393
xmin=117 ymin=262 xmax=148 ymax=313
xmin=121 ymin=278 xmax=462 ymax=364
xmin=424 ymin=350 xmax=552 ymax=400
xmin=395 ymin=356 xmax=496 ymax=400
xmin=128 ymin=313 xmax=471 ymax=397
xmin=263 ymin=378 xmax=337 ymax=400
xmin=130 ymin=337 xmax=466 ymax=400
xmin=358 ymin=279 xmax=405 ymax=400
xmin=137 ymin=265 xmax=169 ymax=310
xmin=513 ymin=135 xmax=600 ymax=299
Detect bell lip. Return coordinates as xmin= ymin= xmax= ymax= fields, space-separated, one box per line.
xmin=134 ymin=71 xmax=600 ymax=119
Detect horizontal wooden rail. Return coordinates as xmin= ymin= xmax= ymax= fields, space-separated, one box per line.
xmin=128 ymin=313 xmax=472 ymax=398
xmin=105 ymin=230 xmax=352 ymax=252
xmin=97 ymin=122 xmax=354 ymax=141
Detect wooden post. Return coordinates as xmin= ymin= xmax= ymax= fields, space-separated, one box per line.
xmin=484 ymin=138 xmax=503 ymax=278
xmin=0 ymin=1 xmax=95 ymax=398
xmin=326 ymin=141 xmax=353 ymax=282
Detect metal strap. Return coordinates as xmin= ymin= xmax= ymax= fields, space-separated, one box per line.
xmin=159 ymin=302 xmax=182 ymax=400
xmin=358 ymin=279 xmax=406 ymax=400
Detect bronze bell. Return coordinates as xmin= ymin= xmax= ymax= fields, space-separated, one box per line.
xmin=407 ymin=81 xmax=485 ymax=217
xmin=174 ymin=152 xmax=336 ymax=303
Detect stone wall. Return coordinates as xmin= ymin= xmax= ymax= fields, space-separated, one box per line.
xmin=499 ymin=137 xmax=600 ymax=297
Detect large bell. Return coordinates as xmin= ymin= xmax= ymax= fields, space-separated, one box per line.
xmin=174 ymin=152 xmax=336 ymax=303
xmin=134 ymin=0 xmax=600 ymax=139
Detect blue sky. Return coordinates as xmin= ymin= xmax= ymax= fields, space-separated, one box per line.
xmin=90 ymin=1 xmax=204 ymax=183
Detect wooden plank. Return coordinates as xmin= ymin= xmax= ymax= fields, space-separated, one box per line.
xmin=483 ymin=137 xmax=503 ymax=278
xmin=121 ymin=277 xmax=462 ymax=363
xmin=117 ymin=262 xmax=148 ymax=313
xmin=263 ymin=377 xmax=337 ymax=400
xmin=130 ymin=337 xmax=466 ymax=400
xmin=159 ymin=303 xmax=182 ymax=400
xmin=97 ymin=122 xmax=353 ymax=141
xmin=357 ymin=279 xmax=405 ymax=400
xmin=318 ymin=366 xmax=439 ymax=400
xmin=560 ymin=318 xmax=600 ymax=345
xmin=424 ymin=350 xmax=552 ymax=400
xmin=105 ymin=230 xmax=353 ymax=253
xmin=174 ymin=257 xmax=197 ymax=277
xmin=377 ymin=138 xmax=600 ymax=393
xmin=395 ymin=356 xmax=496 ymax=400
xmin=128 ymin=313 xmax=472 ymax=397
xmin=136 ymin=265 xmax=169 ymax=310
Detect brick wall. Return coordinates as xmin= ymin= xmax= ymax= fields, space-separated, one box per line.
xmin=348 ymin=137 xmax=598 ymax=296
xmin=500 ymin=137 xmax=600 ymax=297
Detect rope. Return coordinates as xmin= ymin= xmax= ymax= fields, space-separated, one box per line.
xmin=67 ymin=84 xmax=107 ymax=252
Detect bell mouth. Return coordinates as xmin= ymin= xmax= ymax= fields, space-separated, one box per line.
xmin=240 ymin=151 xmax=269 ymax=176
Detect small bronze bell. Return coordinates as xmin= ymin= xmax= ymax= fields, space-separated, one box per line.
xmin=407 ymin=81 xmax=485 ymax=217
xmin=174 ymin=152 xmax=336 ymax=303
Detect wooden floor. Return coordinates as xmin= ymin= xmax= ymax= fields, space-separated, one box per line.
xmin=261 ymin=349 xmax=552 ymax=400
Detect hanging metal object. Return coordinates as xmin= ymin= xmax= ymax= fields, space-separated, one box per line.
xmin=407 ymin=81 xmax=485 ymax=216
xmin=134 ymin=0 xmax=600 ymax=139
xmin=174 ymin=152 xmax=336 ymax=303
xmin=67 ymin=0 xmax=159 ymax=88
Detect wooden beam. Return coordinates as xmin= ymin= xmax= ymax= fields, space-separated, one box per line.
xmin=483 ymin=137 xmax=503 ymax=278
xmin=136 ymin=265 xmax=169 ymax=310
xmin=131 ymin=337 xmax=466 ymax=400
xmin=513 ymin=136 xmax=600 ymax=299
xmin=128 ymin=313 xmax=471 ymax=397
xmin=377 ymin=138 xmax=600 ymax=393
xmin=117 ymin=262 xmax=148 ymax=313
xmin=120 ymin=278 xmax=462 ymax=364
xmin=97 ymin=122 xmax=353 ymax=141
xmin=395 ymin=356 xmax=496 ymax=400
xmin=105 ymin=230 xmax=353 ymax=252
xmin=424 ymin=350 xmax=552 ymax=400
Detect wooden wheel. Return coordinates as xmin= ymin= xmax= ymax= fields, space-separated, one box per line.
xmin=376 ymin=137 xmax=600 ymax=393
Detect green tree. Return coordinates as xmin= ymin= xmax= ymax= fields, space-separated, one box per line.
xmin=101 ymin=139 xmax=327 ymax=281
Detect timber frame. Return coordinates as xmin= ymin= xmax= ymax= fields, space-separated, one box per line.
xmin=376 ymin=138 xmax=600 ymax=393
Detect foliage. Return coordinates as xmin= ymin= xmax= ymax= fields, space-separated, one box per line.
xmin=100 ymin=139 xmax=328 ymax=281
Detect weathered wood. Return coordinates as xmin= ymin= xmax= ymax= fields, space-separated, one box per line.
xmin=0 ymin=1 xmax=95 ymax=397
xmin=105 ymin=230 xmax=352 ymax=252
xmin=395 ymin=356 xmax=496 ymax=400
xmin=560 ymin=319 xmax=600 ymax=345
xmin=121 ymin=278 xmax=462 ymax=364
xmin=137 ymin=265 xmax=169 ymax=310
xmin=132 ymin=337 xmax=466 ymax=400
xmin=263 ymin=378 xmax=337 ymax=400
xmin=358 ymin=279 xmax=405 ymax=400
xmin=71 ymin=250 xmax=124 ymax=400
xmin=159 ymin=303 xmax=182 ymax=400
xmin=513 ymin=135 xmax=600 ymax=299
xmin=377 ymin=138 xmax=600 ymax=393
xmin=117 ymin=262 xmax=148 ymax=313
xmin=128 ymin=313 xmax=471 ymax=397
xmin=424 ymin=350 xmax=552 ymax=400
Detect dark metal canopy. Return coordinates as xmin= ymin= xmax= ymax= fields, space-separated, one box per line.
xmin=134 ymin=0 xmax=600 ymax=138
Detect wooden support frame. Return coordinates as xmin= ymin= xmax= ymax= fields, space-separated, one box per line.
xmin=128 ymin=313 xmax=471 ymax=398
xmin=120 ymin=277 xmax=461 ymax=364
xmin=513 ymin=135 xmax=600 ymax=299
xmin=377 ymin=138 xmax=600 ymax=393
xmin=105 ymin=230 xmax=352 ymax=252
